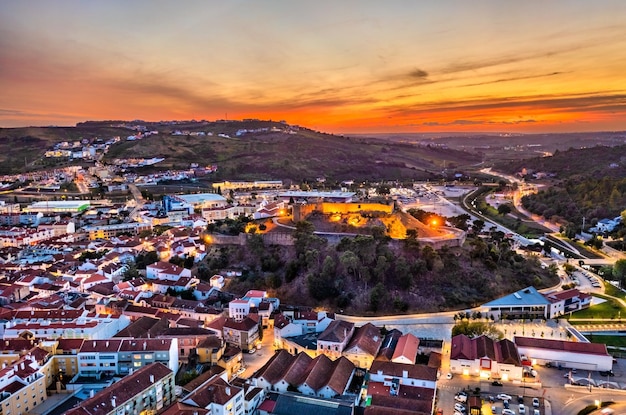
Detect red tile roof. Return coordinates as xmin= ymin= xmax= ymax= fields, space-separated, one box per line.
xmin=514 ymin=336 xmax=610 ymax=356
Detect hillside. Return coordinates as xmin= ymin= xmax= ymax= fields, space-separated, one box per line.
xmin=494 ymin=145 xmax=626 ymax=228
xmin=494 ymin=144 xmax=626 ymax=179
xmin=0 ymin=120 xmax=482 ymax=181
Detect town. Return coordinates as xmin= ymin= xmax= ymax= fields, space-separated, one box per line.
xmin=0 ymin=137 xmax=625 ymax=415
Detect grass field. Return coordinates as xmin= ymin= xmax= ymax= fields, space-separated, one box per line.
xmin=568 ymin=296 xmax=626 ymax=320
xmin=604 ymin=282 xmax=626 ymax=301
xmin=588 ymin=334 xmax=626 ymax=348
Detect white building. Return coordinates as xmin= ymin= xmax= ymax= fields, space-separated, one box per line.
xmin=515 ymin=337 xmax=613 ymax=371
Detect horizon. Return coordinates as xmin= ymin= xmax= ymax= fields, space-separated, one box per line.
xmin=2 ymin=1 xmax=626 ymax=134
xmin=2 ymin=118 xmax=626 ymax=138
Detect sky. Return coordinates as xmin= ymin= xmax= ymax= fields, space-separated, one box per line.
xmin=2 ymin=1 xmax=626 ymax=134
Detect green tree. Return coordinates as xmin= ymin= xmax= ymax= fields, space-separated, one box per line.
xmin=614 ymin=259 xmax=626 ymax=287
xmin=369 ymin=283 xmax=388 ymax=312
xmin=497 ymin=204 xmax=512 ymax=215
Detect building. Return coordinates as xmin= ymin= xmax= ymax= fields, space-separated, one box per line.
xmin=514 ymin=337 xmax=613 ymax=371
xmin=83 ymin=222 xmax=152 ymax=240
xmin=482 ymin=286 xmax=551 ymax=320
xmin=342 ymin=323 xmax=382 ymax=369
xmin=23 ymin=201 xmax=90 ymax=215
xmin=450 ymin=335 xmax=523 ymax=381
xmin=223 ymin=317 xmax=260 ymax=352
xmin=63 ymin=362 xmax=175 ymax=415
xmin=0 ymin=355 xmax=48 ymax=415
xmin=146 ymin=261 xmax=192 ymax=281
xmin=317 ymin=320 xmax=354 ymax=359
xmin=253 ymin=350 xmax=355 ymax=399
xmin=181 ymin=374 xmax=245 ymax=415
xmin=367 ymin=361 xmax=437 ymax=415
xmin=391 ymin=333 xmax=420 ymax=365
xmin=544 ymin=289 xmax=592 ymax=317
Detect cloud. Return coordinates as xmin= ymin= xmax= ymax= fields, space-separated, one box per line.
xmin=408 ymin=68 xmax=428 ymax=79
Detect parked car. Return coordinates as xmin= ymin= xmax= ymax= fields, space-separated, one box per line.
xmin=502 ymin=410 xmax=516 ymax=415
xmin=248 ymin=347 xmax=256 ymax=354
xmin=454 ymin=403 xmax=466 ymax=412
xmin=533 ymin=410 xmax=540 ymax=415
xmin=532 ymin=398 xmax=540 ymax=408
xmin=518 ymin=396 xmax=524 ymax=404
xmin=497 ymin=394 xmax=512 ymax=401
xmin=492 ymin=380 xmax=503 ymax=386
xmin=455 ymin=394 xmax=468 ymax=403
xmin=519 ymin=404 xmax=526 ymax=414
xmin=446 ymin=372 xmax=453 ymax=380
xmin=503 ymin=400 xmax=510 ymax=409
xmin=600 ymin=370 xmax=615 ymax=377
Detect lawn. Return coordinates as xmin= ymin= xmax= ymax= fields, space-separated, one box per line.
xmin=568 ymin=298 xmax=626 ymax=320
xmin=604 ymin=282 xmax=626 ymax=301
xmin=588 ymin=334 xmax=626 ymax=348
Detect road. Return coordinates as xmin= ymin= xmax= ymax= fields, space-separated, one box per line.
xmin=127 ymin=183 xmax=145 ymax=220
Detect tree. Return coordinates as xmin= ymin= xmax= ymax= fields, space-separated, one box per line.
xmin=613 ymin=259 xmax=626 ymax=287
xmin=369 ymin=283 xmax=388 ymax=312
xmin=472 ymin=219 xmax=485 ymax=234
xmin=497 ymin=204 xmax=512 ymax=215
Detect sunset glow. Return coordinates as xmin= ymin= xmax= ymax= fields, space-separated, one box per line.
xmin=2 ymin=1 xmax=626 ymax=133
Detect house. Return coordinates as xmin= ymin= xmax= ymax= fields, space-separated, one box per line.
xmin=223 ymin=317 xmax=260 ymax=352
xmin=514 ymin=336 xmax=613 ymax=371
xmin=229 ymin=299 xmax=252 ymax=322
xmin=544 ymin=289 xmax=592 ymax=317
xmin=258 ymin=393 xmax=355 ymax=415
xmin=391 ymin=333 xmax=420 ymax=365
xmin=196 ymin=336 xmax=226 ymax=365
xmin=317 ymin=320 xmax=354 ymax=359
xmin=252 ymin=350 xmax=355 ymax=399
xmin=181 ymin=374 xmax=244 ymax=415
xmin=450 ymin=335 xmax=523 ymax=381
xmin=342 ymin=323 xmax=382 ymax=369
xmin=146 ymin=261 xmax=192 ymax=280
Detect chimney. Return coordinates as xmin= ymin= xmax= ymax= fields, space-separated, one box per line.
xmin=20 ymin=362 xmax=25 ymax=370
xmin=4 ymin=340 xmax=7 ymax=347
xmin=150 ymin=374 xmax=154 ymax=383
xmin=106 ymin=341 xmax=109 ymax=348
xmin=225 ymin=387 xmax=231 ymax=396
xmin=143 ymin=342 xmax=147 ymax=351
xmin=111 ymin=397 xmax=116 ymax=408
xmin=90 ymin=389 xmax=95 ymax=398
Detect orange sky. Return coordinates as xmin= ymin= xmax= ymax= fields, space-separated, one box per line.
xmin=1 ymin=1 xmax=626 ymax=133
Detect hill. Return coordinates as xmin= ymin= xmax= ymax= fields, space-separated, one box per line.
xmin=493 ymin=145 xmax=626 ymax=230
xmin=0 ymin=120 xmax=482 ymax=180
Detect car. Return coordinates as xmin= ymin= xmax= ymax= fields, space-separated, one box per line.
xmin=532 ymin=398 xmax=540 ymax=408
xmin=248 ymin=347 xmax=256 ymax=354
xmin=497 ymin=394 xmax=512 ymax=401
xmin=455 ymin=394 xmax=468 ymax=403
xmin=492 ymin=380 xmax=503 ymax=386
xmin=446 ymin=373 xmax=453 ymax=380
xmin=454 ymin=412 xmax=464 ymax=415
xmin=503 ymin=400 xmax=510 ymax=409
xmin=530 ymin=369 xmax=538 ymax=377
xmin=502 ymin=410 xmax=516 ymax=415
xmin=600 ymin=370 xmax=615 ymax=377
xmin=454 ymin=403 xmax=466 ymax=412
xmin=563 ymin=373 xmax=571 ymax=378
xmin=518 ymin=396 xmax=524 ymax=404
xmin=519 ymin=404 xmax=526 ymax=414
xmin=533 ymin=411 xmax=540 ymax=415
